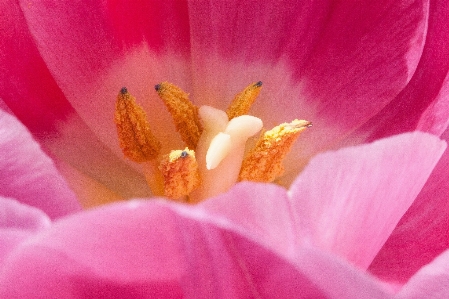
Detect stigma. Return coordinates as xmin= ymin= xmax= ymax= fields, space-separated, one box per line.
xmin=114 ymin=81 xmax=310 ymax=202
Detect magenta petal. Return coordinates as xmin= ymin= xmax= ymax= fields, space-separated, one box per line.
xmin=188 ymin=0 xmax=328 ymax=62
xmin=0 ymin=110 xmax=81 ymax=218
xmin=0 ymin=100 xmax=13 ymax=115
xmin=289 ymin=132 xmax=446 ymax=269
xmin=396 ymin=249 xmax=449 ymax=298
xmin=369 ymin=128 xmax=449 ymax=282
xmin=183 ymin=0 xmax=432 ymax=187
xmin=417 ymin=70 xmax=449 ymax=136
xmin=17 ymin=0 xmax=194 ymax=158
xmin=0 ymin=200 xmax=392 ymax=298
xmin=0 ymin=197 xmax=50 ymax=266
xmin=188 ymin=0 xmax=427 ymax=126
xmin=106 ymin=0 xmax=191 ymax=52
xmin=298 ymin=0 xmax=427 ymax=126
xmin=352 ymin=0 xmax=449 ymax=140
xmin=0 ymin=0 xmax=152 ymax=202
xmin=0 ymin=0 xmax=73 ymax=135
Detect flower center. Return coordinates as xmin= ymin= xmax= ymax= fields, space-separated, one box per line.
xmin=114 ymin=82 xmax=311 ymax=203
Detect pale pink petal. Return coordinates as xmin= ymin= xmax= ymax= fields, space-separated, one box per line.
xmin=0 ymin=100 xmax=13 ymax=115
xmin=40 ymin=116 xmax=153 ymax=202
xmin=396 ymin=249 xmax=449 ymax=299
xmin=0 ymin=196 xmax=50 ymax=266
xmin=199 ymin=182 xmax=299 ymax=256
xmin=0 ymin=200 xmax=392 ymax=298
xmin=291 ymin=244 xmax=393 ymax=299
xmin=289 ymin=132 xmax=446 ymax=269
xmin=0 ymin=110 xmax=81 ymax=218
xmin=369 ymin=128 xmax=449 ymax=283
xmin=417 ymin=70 xmax=449 ymax=136
xmin=0 ymin=197 xmax=49 ymax=230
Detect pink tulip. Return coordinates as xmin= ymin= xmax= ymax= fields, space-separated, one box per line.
xmin=1 ymin=0 xmax=448 ymax=297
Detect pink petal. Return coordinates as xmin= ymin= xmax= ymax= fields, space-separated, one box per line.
xmin=187 ymin=0 xmax=428 ymax=137
xmin=0 ymin=200 xmax=392 ymax=298
xmin=0 ymin=197 xmax=50 ymax=230
xmin=351 ymin=0 xmax=449 ymax=140
xmin=0 ymin=0 xmax=153 ymax=203
xmin=289 ymin=132 xmax=446 ymax=269
xmin=41 ymin=117 xmax=154 ymax=202
xmin=369 ymin=128 xmax=449 ymax=283
xmin=201 ymin=185 xmax=397 ymax=298
xmin=17 ymin=0 xmax=193 ymax=157
xmin=106 ymin=1 xmax=191 ymax=53
xmin=396 ymin=249 xmax=449 ymax=299
xmin=199 ymin=182 xmax=299 ymax=256
xmin=0 ymin=100 xmax=13 ymax=115
xmin=0 ymin=197 xmax=50 ymax=266
xmin=18 ymin=0 xmax=430 ymax=160
xmin=0 ymin=0 xmax=73 ymax=134
xmin=186 ymin=0 xmax=432 ymax=186
xmin=297 ymin=0 xmax=428 ymax=128
xmin=417 ymin=70 xmax=449 ymax=136
xmin=291 ymin=244 xmax=393 ymax=299
xmin=0 ymin=110 xmax=81 ymax=218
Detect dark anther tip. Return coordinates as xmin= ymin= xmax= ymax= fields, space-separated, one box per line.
xmin=154 ymin=84 xmax=161 ymax=91
xmin=180 ymin=151 xmax=188 ymax=158
xmin=307 ymin=122 xmax=313 ymax=128
xmin=120 ymin=87 xmax=128 ymax=94
xmin=254 ymin=81 xmax=263 ymax=87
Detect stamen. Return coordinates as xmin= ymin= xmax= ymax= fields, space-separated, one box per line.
xmin=159 ymin=148 xmax=200 ymax=201
xmin=226 ymin=81 xmax=263 ymax=120
xmin=114 ymin=81 xmax=310 ymax=203
xmin=155 ymin=82 xmax=202 ymax=149
xmin=114 ymin=88 xmax=161 ymax=162
xmin=239 ymin=119 xmax=311 ymax=182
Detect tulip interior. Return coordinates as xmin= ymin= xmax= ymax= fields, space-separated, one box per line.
xmin=115 ymin=81 xmax=311 ymax=202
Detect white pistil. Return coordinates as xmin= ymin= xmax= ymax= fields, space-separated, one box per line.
xmin=206 ymin=132 xmax=231 ymax=170
xmin=190 ymin=106 xmax=262 ymax=202
xmin=199 ymin=105 xmax=229 ymax=132
xmin=207 ymin=115 xmax=263 ymax=169
xmin=224 ymin=115 xmax=264 ymax=147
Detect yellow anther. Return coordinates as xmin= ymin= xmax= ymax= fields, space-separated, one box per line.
xmin=155 ymin=82 xmax=202 ymax=149
xmin=239 ymin=119 xmax=311 ymax=182
xmin=159 ymin=148 xmax=201 ymax=200
xmin=226 ymin=81 xmax=263 ymax=120
xmin=114 ymin=88 xmax=161 ymax=162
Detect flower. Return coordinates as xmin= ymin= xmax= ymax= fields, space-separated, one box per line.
xmin=1 ymin=0 xmax=449 ymax=297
